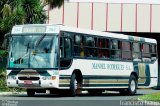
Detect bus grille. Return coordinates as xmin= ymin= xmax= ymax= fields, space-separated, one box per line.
xmin=18 ymin=77 xmax=39 ymax=81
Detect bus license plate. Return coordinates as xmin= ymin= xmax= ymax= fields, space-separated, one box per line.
xmin=24 ymin=80 xmax=32 ymax=85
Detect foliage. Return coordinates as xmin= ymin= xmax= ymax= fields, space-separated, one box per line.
xmin=0 ymin=0 xmax=65 ymax=43
xmin=0 ymin=49 xmax=7 ymax=57
xmin=44 ymin=0 xmax=64 ymax=9
xmin=0 ymin=68 xmax=25 ymax=92
xmin=0 ymin=68 xmax=7 ymax=90
xmin=23 ymin=0 xmax=47 ymax=24
xmin=0 ymin=0 xmax=47 ymax=43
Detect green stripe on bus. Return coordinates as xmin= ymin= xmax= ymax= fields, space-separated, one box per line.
xmin=60 ymin=75 xmax=129 ymax=80
xmin=59 ymin=84 xmax=128 ymax=87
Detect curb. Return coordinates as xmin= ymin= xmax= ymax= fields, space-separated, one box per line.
xmin=0 ymin=92 xmax=26 ymax=95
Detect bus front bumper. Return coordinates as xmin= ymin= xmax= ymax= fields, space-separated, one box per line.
xmin=7 ymin=76 xmax=59 ymax=89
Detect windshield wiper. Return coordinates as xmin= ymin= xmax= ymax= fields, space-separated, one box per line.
xmin=26 ymin=43 xmax=30 ymax=53
xmin=35 ymin=34 xmax=46 ymax=48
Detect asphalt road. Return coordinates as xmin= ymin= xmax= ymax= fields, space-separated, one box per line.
xmin=0 ymin=89 xmax=159 ymax=106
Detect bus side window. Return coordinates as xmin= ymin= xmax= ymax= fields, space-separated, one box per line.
xmin=64 ymin=38 xmax=71 ymax=58
xmin=99 ymin=38 xmax=109 ymax=59
xmin=122 ymin=41 xmax=131 ymax=60
xmin=142 ymin=43 xmax=151 ymax=62
xmin=99 ymin=38 xmax=103 ymax=57
xmin=74 ymin=34 xmax=86 ymax=57
xmin=60 ymin=37 xmax=64 ymax=58
xmin=150 ymin=44 xmax=157 ymax=62
xmin=74 ymin=34 xmax=83 ymax=57
xmin=132 ymin=42 xmax=141 ymax=61
xmin=110 ymin=39 xmax=121 ymax=60
xmin=80 ymin=36 xmax=85 ymax=57
xmin=111 ymin=39 xmax=118 ymax=49
xmin=85 ymin=36 xmax=94 ymax=57
xmin=60 ymin=32 xmax=72 ymax=68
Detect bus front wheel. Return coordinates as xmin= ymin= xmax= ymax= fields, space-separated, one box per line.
xmin=27 ymin=89 xmax=35 ymax=97
xmin=70 ymin=73 xmax=82 ymax=96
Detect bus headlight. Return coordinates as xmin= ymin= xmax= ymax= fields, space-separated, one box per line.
xmin=42 ymin=76 xmax=46 ymax=80
xmin=42 ymin=76 xmax=51 ymax=80
xmin=8 ymin=76 xmax=16 ymax=80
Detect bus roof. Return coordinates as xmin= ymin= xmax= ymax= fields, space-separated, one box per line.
xmin=12 ymin=24 xmax=157 ymax=44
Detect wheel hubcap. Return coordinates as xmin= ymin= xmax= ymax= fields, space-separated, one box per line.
xmin=131 ymin=80 xmax=136 ymax=92
xmin=74 ymin=80 xmax=77 ymax=90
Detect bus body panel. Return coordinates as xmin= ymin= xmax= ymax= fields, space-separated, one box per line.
xmin=59 ymin=59 xmax=158 ymax=89
xmin=6 ymin=24 xmax=158 ymax=93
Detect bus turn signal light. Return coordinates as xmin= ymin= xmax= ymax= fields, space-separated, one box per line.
xmin=52 ymin=76 xmax=56 ymax=80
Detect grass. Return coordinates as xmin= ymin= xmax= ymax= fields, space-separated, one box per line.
xmin=139 ymin=92 xmax=160 ymax=102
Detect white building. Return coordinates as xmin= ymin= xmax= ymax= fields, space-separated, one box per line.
xmin=47 ymin=0 xmax=160 ymax=33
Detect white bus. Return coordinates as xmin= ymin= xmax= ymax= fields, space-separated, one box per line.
xmin=6 ymin=24 xmax=158 ymax=96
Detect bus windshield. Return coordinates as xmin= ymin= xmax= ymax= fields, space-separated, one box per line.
xmin=8 ymin=34 xmax=58 ymax=68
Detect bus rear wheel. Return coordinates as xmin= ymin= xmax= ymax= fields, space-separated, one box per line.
xmin=27 ymin=89 xmax=35 ymax=97
xmin=70 ymin=73 xmax=82 ymax=96
xmin=128 ymin=75 xmax=137 ymax=95
xmin=120 ymin=75 xmax=137 ymax=95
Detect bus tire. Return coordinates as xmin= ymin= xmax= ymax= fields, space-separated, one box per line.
xmin=70 ymin=73 xmax=82 ymax=96
xmin=119 ymin=89 xmax=128 ymax=95
xmin=128 ymin=75 xmax=137 ymax=95
xmin=88 ymin=90 xmax=102 ymax=95
xmin=27 ymin=89 xmax=35 ymax=97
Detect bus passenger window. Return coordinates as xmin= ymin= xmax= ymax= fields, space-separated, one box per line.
xmin=106 ymin=39 xmax=109 ymax=48
xmin=111 ymin=50 xmax=121 ymax=60
xmin=150 ymin=45 xmax=156 ymax=53
xmin=94 ymin=38 xmax=98 ymax=47
xmin=98 ymin=38 xmax=105 ymax=48
xmin=122 ymin=41 xmax=131 ymax=60
xmin=74 ymin=35 xmax=81 ymax=45
xmin=80 ymin=41 xmax=84 ymax=57
xmin=74 ymin=35 xmax=85 ymax=57
xmin=98 ymin=38 xmax=110 ymax=59
xmin=100 ymin=50 xmax=109 ymax=59
xmin=74 ymin=46 xmax=80 ymax=56
xmin=85 ymin=36 xmax=98 ymax=58
xmin=133 ymin=43 xmax=140 ymax=52
xmin=110 ymin=39 xmax=121 ymax=60
xmin=64 ymin=38 xmax=71 ymax=58
xmin=132 ymin=42 xmax=141 ymax=61
xmin=142 ymin=44 xmax=151 ymax=62
xmin=111 ymin=40 xmax=118 ymax=49
xmin=150 ymin=45 xmax=157 ymax=62
xmin=86 ymin=36 xmax=94 ymax=47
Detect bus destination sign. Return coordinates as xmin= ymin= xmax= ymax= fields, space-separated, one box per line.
xmin=23 ymin=26 xmax=46 ymax=33
xmin=11 ymin=25 xmax=60 ymax=34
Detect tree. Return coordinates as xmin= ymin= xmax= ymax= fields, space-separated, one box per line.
xmin=0 ymin=0 xmax=47 ymax=43
xmin=0 ymin=0 xmax=65 ymax=44
xmin=44 ymin=0 xmax=64 ymax=9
